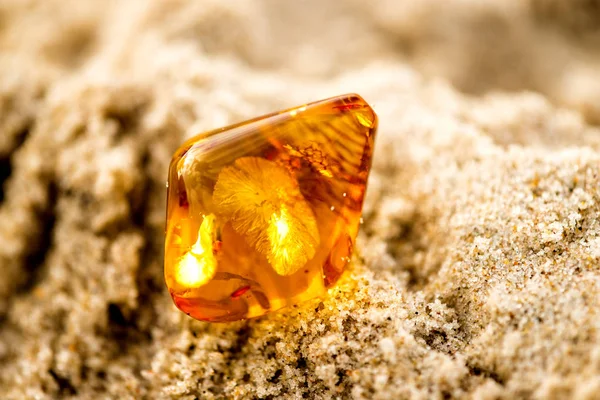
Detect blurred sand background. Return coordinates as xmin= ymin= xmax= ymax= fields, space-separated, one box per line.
xmin=1 ymin=0 xmax=600 ymax=398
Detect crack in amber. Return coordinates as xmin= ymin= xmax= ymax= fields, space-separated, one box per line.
xmin=165 ymin=94 xmax=377 ymax=322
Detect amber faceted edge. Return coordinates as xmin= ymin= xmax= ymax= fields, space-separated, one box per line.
xmin=168 ymin=93 xmax=376 ymax=164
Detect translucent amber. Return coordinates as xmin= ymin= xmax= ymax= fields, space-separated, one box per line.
xmin=165 ymin=94 xmax=377 ymax=322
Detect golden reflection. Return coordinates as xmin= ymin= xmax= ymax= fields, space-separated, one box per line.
xmin=175 ymin=214 xmax=217 ymax=288
xmin=272 ymin=210 xmax=290 ymax=239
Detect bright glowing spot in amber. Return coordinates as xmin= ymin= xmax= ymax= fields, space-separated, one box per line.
xmin=355 ymin=111 xmax=375 ymax=128
xmin=319 ymin=169 xmax=333 ymax=178
xmin=273 ymin=210 xmax=290 ymax=239
xmin=176 ymin=252 xmax=211 ymax=288
xmin=174 ymin=214 xmax=217 ymax=288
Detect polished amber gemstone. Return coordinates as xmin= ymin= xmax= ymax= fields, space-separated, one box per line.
xmin=164 ymin=94 xmax=377 ymax=322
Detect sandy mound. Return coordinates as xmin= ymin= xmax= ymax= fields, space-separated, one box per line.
xmin=1 ymin=1 xmax=600 ymax=398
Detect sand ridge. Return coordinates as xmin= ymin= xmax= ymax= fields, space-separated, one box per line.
xmin=1 ymin=1 xmax=600 ymax=398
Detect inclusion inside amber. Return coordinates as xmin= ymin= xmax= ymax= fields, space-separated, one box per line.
xmin=165 ymin=94 xmax=377 ymax=322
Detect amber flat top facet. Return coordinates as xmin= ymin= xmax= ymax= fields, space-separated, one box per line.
xmin=165 ymin=94 xmax=377 ymax=322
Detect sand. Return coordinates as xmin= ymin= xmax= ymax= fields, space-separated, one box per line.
xmin=1 ymin=0 xmax=600 ymax=399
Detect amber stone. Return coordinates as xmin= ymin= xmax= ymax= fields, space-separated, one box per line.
xmin=164 ymin=94 xmax=377 ymax=322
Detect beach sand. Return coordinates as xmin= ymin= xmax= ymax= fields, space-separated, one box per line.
xmin=1 ymin=1 xmax=600 ymax=398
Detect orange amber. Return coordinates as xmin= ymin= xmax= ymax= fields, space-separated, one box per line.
xmin=165 ymin=94 xmax=377 ymax=322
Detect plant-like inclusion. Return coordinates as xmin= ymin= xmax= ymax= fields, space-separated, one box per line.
xmin=213 ymin=157 xmax=320 ymax=276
